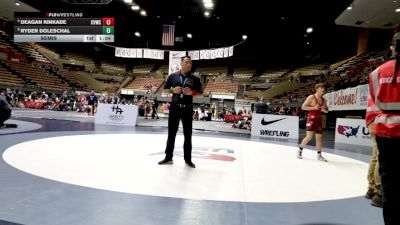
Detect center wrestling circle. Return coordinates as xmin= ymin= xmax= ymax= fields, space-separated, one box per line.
xmin=2 ymin=133 xmax=368 ymax=203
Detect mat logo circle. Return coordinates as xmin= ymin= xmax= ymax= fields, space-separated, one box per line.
xmin=150 ymin=147 xmax=236 ymax=162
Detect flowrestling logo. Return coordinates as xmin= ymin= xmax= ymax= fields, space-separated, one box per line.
xmin=337 ymin=125 xmax=359 ymax=138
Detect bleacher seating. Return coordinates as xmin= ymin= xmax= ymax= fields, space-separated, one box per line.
xmin=132 ymin=64 xmax=154 ymax=74
xmin=0 ymin=30 xmax=50 ymax=64
xmin=157 ymin=64 xmax=169 ymax=75
xmin=101 ymin=60 xmax=126 ymax=74
xmin=203 ymin=81 xmax=239 ymax=95
xmin=34 ymin=44 xmax=58 ymax=58
xmin=15 ymin=42 xmax=51 ymax=63
xmin=259 ymin=69 xmax=289 ymax=80
xmin=233 ymin=67 xmax=255 ymax=79
xmin=331 ymin=50 xmax=387 ymax=76
xmin=196 ymin=64 xmax=228 ymax=76
xmin=92 ymin=73 xmax=123 ymax=84
xmin=125 ymin=76 xmax=165 ymax=93
xmin=0 ymin=65 xmax=24 ymax=86
xmin=5 ymin=60 xmax=69 ymax=90
xmin=62 ymin=52 xmax=96 ymax=68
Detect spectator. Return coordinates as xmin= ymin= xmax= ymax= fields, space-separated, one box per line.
xmin=86 ymin=90 xmax=98 ymax=116
xmin=255 ymin=97 xmax=268 ymax=114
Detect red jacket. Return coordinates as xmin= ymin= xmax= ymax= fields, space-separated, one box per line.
xmin=365 ymin=95 xmax=381 ymax=127
xmin=369 ymin=60 xmax=400 ymax=138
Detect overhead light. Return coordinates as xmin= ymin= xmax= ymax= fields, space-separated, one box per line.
xmin=131 ymin=5 xmax=140 ymax=11
xmin=204 ymin=11 xmax=210 ymax=17
xmin=178 ymin=16 xmax=182 ymax=19
xmin=396 ymin=8 xmax=400 ymax=13
xmin=123 ymin=0 xmax=132 ymax=3
xmin=347 ymin=6 xmax=352 ymax=10
xmin=134 ymin=31 xmax=141 ymax=37
xmin=140 ymin=10 xmax=147 ymax=16
xmin=203 ymin=0 xmax=214 ymax=9
xmin=306 ymin=27 xmax=313 ymax=33
xmin=15 ymin=2 xmax=21 ymax=6
xmin=187 ymin=33 xmax=192 ymax=39
xmin=242 ymin=35 xmax=248 ymax=40
xmin=307 ymin=42 xmax=310 ymax=45
xmin=204 ymin=3 xmax=214 ymax=8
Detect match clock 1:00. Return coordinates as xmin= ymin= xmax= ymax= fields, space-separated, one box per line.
xmin=103 ymin=26 xmax=114 ymax=34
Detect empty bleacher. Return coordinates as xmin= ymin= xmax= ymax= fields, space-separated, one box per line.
xmin=125 ymin=76 xmax=165 ymax=93
xmin=15 ymin=42 xmax=51 ymax=63
xmin=196 ymin=64 xmax=228 ymax=76
xmin=203 ymin=81 xmax=239 ymax=95
xmin=0 ymin=65 xmax=24 ymax=86
xmin=101 ymin=60 xmax=126 ymax=74
xmin=132 ymin=64 xmax=154 ymax=74
xmin=257 ymin=68 xmax=289 ymax=81
xmin=232 ymin=67 xmax=256 ymax=79
xmin=5 ymin=60 xmax=69 ymax=90
xmin=62 ymin=52 xmax=96 ymax=69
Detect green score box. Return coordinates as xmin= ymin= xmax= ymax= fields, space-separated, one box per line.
xmin=103 ymin=26 xmax=114 ymax=34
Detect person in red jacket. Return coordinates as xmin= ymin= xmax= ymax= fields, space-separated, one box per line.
xmin=297 ymin=83 xmax=329 ymax=162
xmin=368 ymin=32 xmax=400 ymax=225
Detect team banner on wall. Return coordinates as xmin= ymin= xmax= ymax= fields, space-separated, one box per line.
xmin=324 ymin=84 xmax=368 ymax=111
xmin=251 ymin=114 xmax=299 ymax=139
xmin=115 ymin=46 xmax=235 ymax=60
xmin=224 ymin=48 xmax=229 ymax=57
xmin=95 ymin=103 xmax=139 ymax=127
xmin=116 ymin=48 xmax=164 ymax=59
xmin=143 ymin=49 xmax=164 ymax=60
xmin=169 ymin=51 xmax=186 ymax=74
xmin=188 ymin=51 xmax=200 ymax=60
xmin=115 ymin=46 xmax=233 ymax=60
xmin=115 ymin=48 xmax=141 ymax=58
xmin=335 ymin=118 xmax=371 ymax=146
xmin=229 ymin=46 xmax=234 ymax=57
xmin=211 ymin=49 xmax=216 ymax=59
xmin=189 ymin=47 xmax=233 ymax=60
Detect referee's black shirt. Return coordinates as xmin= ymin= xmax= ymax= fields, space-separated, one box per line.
xmin=164 ymin=71 xmax=202 ymax=105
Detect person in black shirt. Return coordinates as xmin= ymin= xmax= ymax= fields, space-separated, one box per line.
xmin=158 ymin=56 xmax=202 ymax=168
xmin=255 ymin=97 xmax=268 ymax=114
xmin=151 ymin=96 xmax=159 ymax=119
xmin=0 ymin=91 xmax=12 ymax=128
xmin=86 ymin=90 xmax=98 ymax=116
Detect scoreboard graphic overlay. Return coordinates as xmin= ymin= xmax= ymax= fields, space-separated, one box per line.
xmin=14 ymin=12 xmax=114 ymax=43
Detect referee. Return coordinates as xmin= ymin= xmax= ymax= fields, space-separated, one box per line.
xmin=158 ymin=56 xmax=202 ymax=168
xmin=0 ymin=91 xmax=12 ymax=128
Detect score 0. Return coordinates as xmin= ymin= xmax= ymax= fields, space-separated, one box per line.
xmin=102 ymin=18 xmax=114 ymax=26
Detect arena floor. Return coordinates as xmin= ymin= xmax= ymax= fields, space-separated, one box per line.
xmin=0 ymin=108 xmax=383 ymax=225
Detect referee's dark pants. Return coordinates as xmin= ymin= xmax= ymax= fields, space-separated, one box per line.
xmin=165 ymin=103 xmax=193 ymax=163
xmin=0 ymin=107 xmax=11 ymax=126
